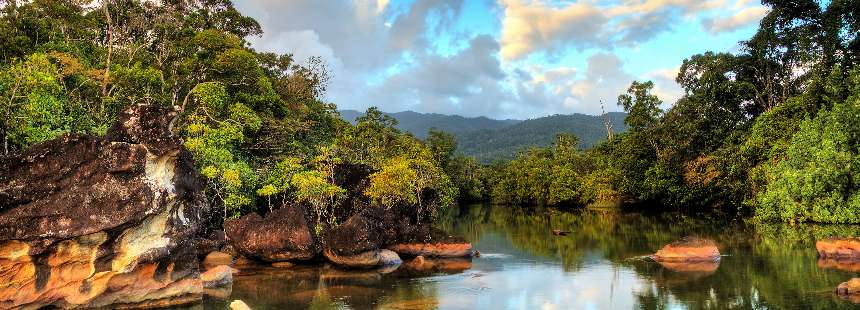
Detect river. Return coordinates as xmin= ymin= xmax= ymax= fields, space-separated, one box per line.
xmin=204 ymin=205 xmax=860 ymax=309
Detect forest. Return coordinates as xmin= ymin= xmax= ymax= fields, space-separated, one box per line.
xmin=1 ymin=0 xmax=859 ymax=225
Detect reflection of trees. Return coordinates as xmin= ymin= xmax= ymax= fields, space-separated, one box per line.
xmin=206 ymin=264 xmax=445 ymax=310
xmin=438 ymin=205 xmax=860 ymax=309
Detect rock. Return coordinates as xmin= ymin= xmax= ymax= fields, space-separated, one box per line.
xmin=388 ymin=229 xmax=473 ymax=258
xmin=203 ymin=251 xmax=234 ymax=268
xmin=552 ymin=229 xmax=570 ymax=236
xmin=379 ymin=249 xmax=403 ymax=266
xmin=837 ymin=278 xmax=860 ymax=303
xmin=325 ymin=208 xmax=387 ymax=257
xmin=224 ymin=204 xmax=320 ymax=262
xmin=230 ymin=299 xmax=253 ymax=310
xmin=817 ymin=238 xmax=860 ymax=260
xmin=837 ymin=278 xmax=860 ymax=294
xmin=653 ymin=236 xmax=721 ymax=263
xmin=388 ymin=242 xmax=473 ymax=258
xmin=323 ymin=249 xmax=402 ymax=269
xmin=271 ymin=262 xmax=294 ymax=268
xmin=200 ymin=265 xmax=234 ymax=288
xmin=0 ymin=104 xmax=219 ymax=309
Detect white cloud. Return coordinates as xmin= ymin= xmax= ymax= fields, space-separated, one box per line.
xmin=702 ymin=6 xmax=768 ymax=33
xmin=498 ymin=0 xmax=761 ymax=61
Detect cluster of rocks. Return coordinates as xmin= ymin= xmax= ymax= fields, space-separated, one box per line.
xmin=222 ymin=186 xmax=474 ymax=270
xmin=816 ymin=238 xmax=860 ymax=303
xmin=649 ymin=235 xmax=860 ymax=304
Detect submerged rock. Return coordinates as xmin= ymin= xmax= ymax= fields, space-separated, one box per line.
xmin=817 ymin=238 xmax=860 ymax=260
xmin=224 ymin=204 xmax=320 ymax=262
xmin=0 ymin=104 xmax=221 ymax=308
xmin=653 ymin=236 xmax=721 ymax=263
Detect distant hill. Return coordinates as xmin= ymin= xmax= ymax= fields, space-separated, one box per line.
xmin=338 ymin=109 xmax=519 ymax=138
xmin=457 ymin=113 xmax=628 ymax=163
xmin=338 ymin=109 xmax=627 ymax=162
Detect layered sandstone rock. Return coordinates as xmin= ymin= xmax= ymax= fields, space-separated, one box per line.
xmin=653 ymin=236 xmax=721 ymax=263
xmin=224 ymin=205 xmax=319 ymax=262
xmin=0 ymin=105 xmax=225 ymax=309
xmin=817 ymin=238 xmax=860 ymax=260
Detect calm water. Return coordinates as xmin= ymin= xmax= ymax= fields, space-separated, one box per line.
xmin=205 ymin=205 xmax=860 ymax=309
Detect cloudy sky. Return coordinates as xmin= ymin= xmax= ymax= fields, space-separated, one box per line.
xmin=235 ymin=0 xmax=768 ymax=119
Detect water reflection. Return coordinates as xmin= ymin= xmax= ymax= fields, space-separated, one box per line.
xmin=208 ymin=205 xmax=860 ymax=309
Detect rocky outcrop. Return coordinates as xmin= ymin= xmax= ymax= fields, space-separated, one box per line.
xmin=224 ymin=205 xmax=320 ymax=262
xmin=0 ymin=104 xmax=225 ymax=308
xmin=837 ymin=278 xmax=860 ymax=303
xmin=817 ymin=238 xmax=860 ymax=260
xmin=653 ymin=236 xmax=721 ymax=263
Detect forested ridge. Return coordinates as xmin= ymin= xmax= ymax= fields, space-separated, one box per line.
xmin=2 ymin=0 xmax=860 ymax=224
xmin=340 ymin=109 xmax=628 ymax=162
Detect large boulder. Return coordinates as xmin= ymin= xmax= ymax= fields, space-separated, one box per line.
xmin=0 ymin=104 xmax=222 ymax=308
xmin=224 ymin=204 xmax=320 ymax=262
xmin=817 ymin=238 xmax=860 ymax=260
xmin=653 ymin=236 xmax=721 ymax=263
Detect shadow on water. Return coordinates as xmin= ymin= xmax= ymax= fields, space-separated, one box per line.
xmin=207 ymin=204 xmax=860 ymax=309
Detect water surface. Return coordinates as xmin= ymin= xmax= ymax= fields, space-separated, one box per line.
xmin=206 ymin=205 xmax=860 ymax=309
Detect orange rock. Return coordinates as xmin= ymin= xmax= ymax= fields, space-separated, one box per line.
xmin=271 ymin=261 xmax=294 ymax=268
xmin=200 ymin=265 xmax=234 ymax=288
xmin=837 ymin=278 xmax=860 ymax=303
xmin=203 ymin=251 xmax=234 ymax=268
xmin=653 ymin=236 xmax=720 ymax=263
xmin=817 ymin=238 xmax=860 ymax=260
xmin=388 ymin=242 xmax=473 ymax=258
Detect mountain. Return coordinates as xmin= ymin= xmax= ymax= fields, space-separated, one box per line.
xmin=338 ymin=109 xmax=627 ymax=162
xmin=457 ymin=113 xmax=628 ymax=162
xmin=338 ymin=109 xmax=520 ymax=138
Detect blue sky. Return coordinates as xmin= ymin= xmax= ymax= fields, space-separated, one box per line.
xmin=236 ymin=0 xmax=769 ymax=119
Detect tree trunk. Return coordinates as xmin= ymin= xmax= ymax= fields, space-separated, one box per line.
xmin=101 ymin=3 xmax=113 ymax=98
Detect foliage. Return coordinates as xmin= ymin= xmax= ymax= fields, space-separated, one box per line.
xmin=756 ymin=77 xmax=860 ymax=223
xmin=0 ymin=0 xmax=459 ymax=229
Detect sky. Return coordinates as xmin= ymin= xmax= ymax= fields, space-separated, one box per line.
xmin=235 ymin=0 xmax=768 ymax=119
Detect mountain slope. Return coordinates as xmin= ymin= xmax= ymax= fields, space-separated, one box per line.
xmin=339 ymin=109 xmax=520 ymax=138
xmin=338 ymin=109 xmax=627 ymax=162
xmin=457 ymin=113 xmax=628 ymax=162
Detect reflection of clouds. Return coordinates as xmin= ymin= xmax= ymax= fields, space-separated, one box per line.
xmin=432 ymin=261 xmax=658 ymax=309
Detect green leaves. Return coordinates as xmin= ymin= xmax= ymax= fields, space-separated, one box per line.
xmin=0 ymin=53 xmax=70 ymax=152
xmin=756 ymin=89 xmax=860 ymax=223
